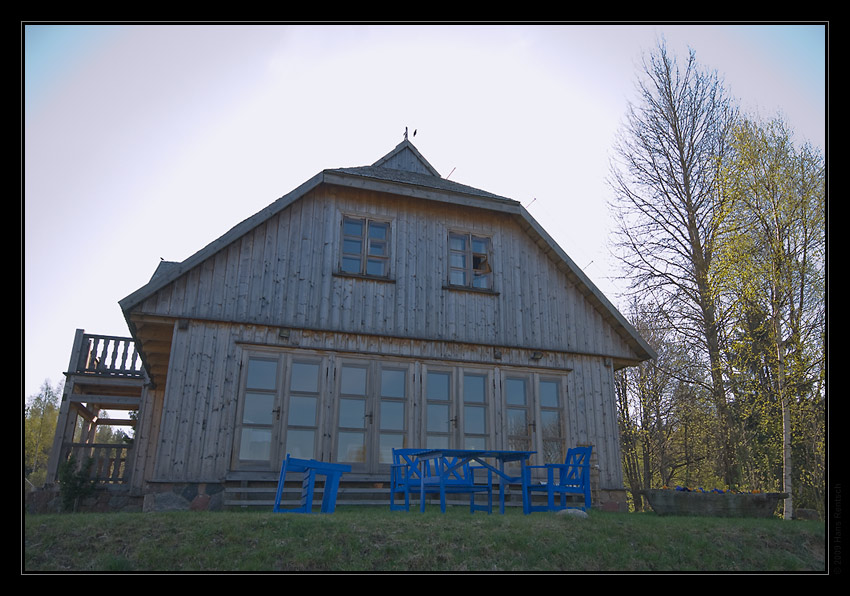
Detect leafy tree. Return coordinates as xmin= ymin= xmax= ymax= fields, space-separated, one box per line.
xmin=714 ymin=116 xmax=825 ymax=518
xmin=24 ymin=380 xmax=62 ymax=489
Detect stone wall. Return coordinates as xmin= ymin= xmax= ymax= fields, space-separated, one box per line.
xmin=25 ymin=487 xmax=144 ymax=514
xmin=25 ymin=483 xmax=226 ymax=514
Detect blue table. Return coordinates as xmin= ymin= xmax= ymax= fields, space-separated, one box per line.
xmin=411 ymin=449 xmax=536 ymax=514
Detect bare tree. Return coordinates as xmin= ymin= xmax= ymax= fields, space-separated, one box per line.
xmin=608 ymin=41 xmax=739 ymax=485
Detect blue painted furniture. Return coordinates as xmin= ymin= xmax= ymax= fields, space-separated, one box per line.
xmin=273 ymin=454 xmax=351 ymax=514
xmin=524 ymin=446 xmax=593 ymax=512
xmin=390 ymin=448 xmax=428 ymax=511
xmin=392 ymin=449 xmax=535 ymax=514
xmin=390 ymin=448 xmax=493 ymax=513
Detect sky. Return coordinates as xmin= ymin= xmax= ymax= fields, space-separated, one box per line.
xmin=23 ymin=23 xmax=827 ymax=402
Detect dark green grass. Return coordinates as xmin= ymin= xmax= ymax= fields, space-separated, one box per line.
xmin=24 ymin=507 xmax=826 ymax=573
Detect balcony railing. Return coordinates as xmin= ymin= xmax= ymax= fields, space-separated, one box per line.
xmin=76 ymin=333 xmax=144 ymax=379
xmin=65 ymin=443 xmax=132 ymax=485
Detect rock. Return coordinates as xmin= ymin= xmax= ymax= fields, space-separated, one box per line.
xmin=143 ymin=491 xmax=190 ymax=512
xmin=556 ymin=508 xmax=589 ymax=519
xmin=795 ymin=508 xmax=820 ymax=521
xmin=190 ymin=494 xmax=211 ymax=511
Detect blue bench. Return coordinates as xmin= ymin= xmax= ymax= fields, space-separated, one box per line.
xmin=390 ymin=448 xmax=492 ymax=513
xmin=524 ymin=446 xmax=592 ymax=512
xmin=273 ymin=454 xmax=351 ymax=514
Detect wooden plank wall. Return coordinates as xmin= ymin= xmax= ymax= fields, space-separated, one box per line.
xmin=131 ymin=185 xmax=633 ymax=489
xmin=149 ymin=321 xmax=623 ymax=489
xmin=137 ymin=186 xmax=635 ymax=361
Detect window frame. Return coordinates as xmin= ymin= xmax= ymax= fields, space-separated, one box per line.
xmin=338 ymin=215 xmax=392 ymax=279
xmin=447 ymin=231 xmax=494 ymax=291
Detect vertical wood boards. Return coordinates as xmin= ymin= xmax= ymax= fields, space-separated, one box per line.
xmin=150 ymin=321 xmax=625 ymax=488
xmin=131 ymin=184 xmax=639 ymax=489
xmin=135 ymin=186 xmax=637 ymax=361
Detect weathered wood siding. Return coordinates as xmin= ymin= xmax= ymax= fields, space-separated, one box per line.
xmin=135 ymin=186 xmax=635 ymax=360
xmin=128 ymin=184 xmax=636 ymax=490
xmin=149 ymin=320 xmax=624 ymax=489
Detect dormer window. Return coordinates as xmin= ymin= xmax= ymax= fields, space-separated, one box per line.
xmin=449 ymin=232 xmax=493 ymax=290
xmin=340 ymin=216 xmax=390 ymax=277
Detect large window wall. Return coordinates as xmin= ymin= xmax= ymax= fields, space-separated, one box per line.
xmin=232 ymin=347 xmax=571 ymax=474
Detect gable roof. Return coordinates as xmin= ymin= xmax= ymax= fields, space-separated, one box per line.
xmin=120 ymin=139 xmax=657 ymax=362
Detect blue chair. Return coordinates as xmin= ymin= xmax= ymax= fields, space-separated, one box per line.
xmin=390 ymin=449 xmax=493 ymax=513
xmin=390 ymin=449 xmax=428 ymax=511
xmin=273 ymin=454 xmax=351 ymax=513
xmin=524 ymin=446 xmax=592 ymax=513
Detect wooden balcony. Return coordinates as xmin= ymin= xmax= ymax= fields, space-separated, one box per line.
xmin=47 ymin=330 xmax=148 ymax=488
xmin=66 ymin=443 xmax=132 ymax=485
xmin=74 ymin=333 xmax=145 ymax=379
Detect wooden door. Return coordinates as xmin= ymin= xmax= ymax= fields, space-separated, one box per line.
xmin=334 ymin=359 xmax=411 ymax=474
xmin=232 ymin=351 xmax=327 ymax=471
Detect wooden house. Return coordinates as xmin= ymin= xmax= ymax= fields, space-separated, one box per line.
xmin=44 ymin=139 xmax=655 ymax=511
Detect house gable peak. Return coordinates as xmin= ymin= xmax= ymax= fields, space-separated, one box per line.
xmin=371 ymin=135 xmax=440 ymax=178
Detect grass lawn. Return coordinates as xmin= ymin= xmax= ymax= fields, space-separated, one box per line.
xmin=23 ymin=506 xmax=826 ymax=573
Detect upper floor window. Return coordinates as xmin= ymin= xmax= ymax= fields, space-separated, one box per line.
xmin=448 ymin=232 xmax=493 ymax=290
xmin=340 ymin=216 xmax=390 ymax=277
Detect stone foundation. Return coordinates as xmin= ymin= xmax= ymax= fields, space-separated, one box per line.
xmin=25 ymin=487 xmax=144 ymax=514
xmin=142 ymin=483 xmax=225 ymax=512
xmin=25 ymin=483 xmax=226 ymax=514
xmin=597 ymin=488 xmax=629 ymax=512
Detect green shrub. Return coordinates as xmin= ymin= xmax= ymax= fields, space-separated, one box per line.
xmin=57 ymin=455 xmax=95 ymax=512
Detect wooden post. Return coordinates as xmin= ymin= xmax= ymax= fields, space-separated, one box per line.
xmin=45 ymin=330 xmax=88 ymax=486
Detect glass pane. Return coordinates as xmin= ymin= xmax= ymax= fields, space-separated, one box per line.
xmin=288 ymin=395 xmax=317 ymax=426
xmin=338 ymin=398 xmax=365 ymax=428
xmin=341 ymin=256 xmax=361 ymax=273
xmin=246 ymin=359 xmax=277 ymax=390
xmin=471 ymin=237 xmax=489 ymax=253
xmin=508 ymin=436 xmax=531 ymax=451
xmin=427 ymin=371 xmax=450 ymax=400
xmin=343 ymin=238 xmax=362 ymax=255
xmin=464 ymin=436 xmax=486 ymax=450
xmin=368 ymin=221 xmax=388 ymax=240
xmin=286 ymin=429 xmax=315 ymax=460
xmin=507 ymin=408 xmax=527 ymax=434
xmin=380 ymin=400 xmax=405 ymax=431
xmin=366 ymin=259 xmax=386 ymax=276
xmin=243 ymin=392 xmax=274 ymax=425
xmin=541 ymin=410 xmax=561 ymax=438
xmin=543 ymin=439 xmax=564 ymax=464
xmin=343 ymin=218 xmax=364 ymax=237
xmin=340 ymin=366 xmax=367 ymax=395
xmin=368 ymin=240 xmax=386 ymax=256
xmin=540 ymin=381 xmax=559 ymax=408
xmin=449 ymin=252 xmax=466 ymax=268
xmin=239 ymin=428 xmax=271 ymax=460
xmin=337 ymin=431 xmax=366 ymax=462
xmin=426 ymin=435 xmax=449 ymax=449
xmin=381 ymin=369 xmax=406 ymax=398
xmin=505 ymin=378 xmax=527 ymax=405
xmin=464 ymin=405 xmax=486 ymax=434
xmin=379 ymin=434 xmax=404 ymax=464
xmin=449 ymin=234 xmax=466 ymax=251
xmin=472 ymin=273 xmax=491 ymax=288
xmin=427 ymin=403 xmax=450 ymax=433
xmin=450 ymin=270 xmax=466 ymax=285
xmin=290 ymin=362 xmax=319 ymax=393
xmin=464 ymin=374 xmax=486 ymax=403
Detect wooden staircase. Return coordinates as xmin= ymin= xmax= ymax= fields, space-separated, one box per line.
xmin=223 ymin=478 xmax=529 ymax=510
